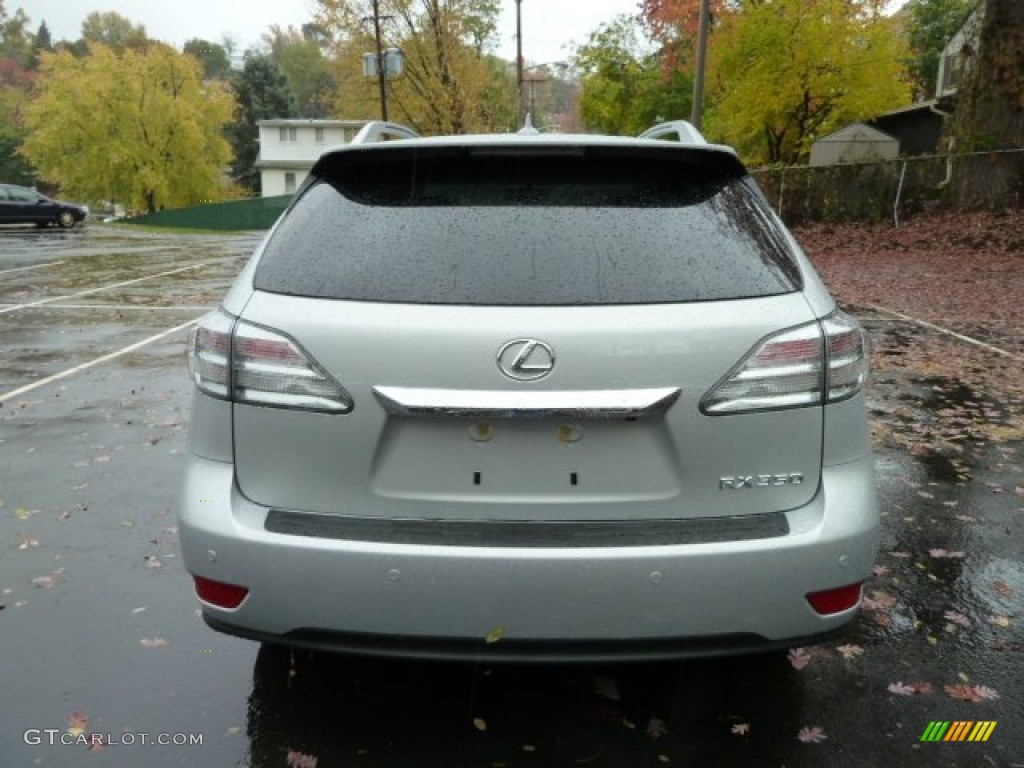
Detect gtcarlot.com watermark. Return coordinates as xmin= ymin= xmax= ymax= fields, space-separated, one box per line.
xmin=25 ymin=729 xmax=203 ymax=747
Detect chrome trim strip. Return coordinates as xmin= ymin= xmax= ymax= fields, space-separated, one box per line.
xmin=372 ymin=386 xmax=681 ymax=420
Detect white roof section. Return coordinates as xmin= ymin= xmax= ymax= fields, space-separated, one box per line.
xmin=814 ymin=123 xmax=897 ymax=144
xmin=258 ymin=119 xmax=369 ymax=128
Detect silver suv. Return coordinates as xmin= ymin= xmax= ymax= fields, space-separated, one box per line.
xmin=180 ymin=121 xmax=878 ymax=661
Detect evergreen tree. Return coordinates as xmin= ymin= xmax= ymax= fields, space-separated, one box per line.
xmin=227 ymin=52 xmax=298 ymax=193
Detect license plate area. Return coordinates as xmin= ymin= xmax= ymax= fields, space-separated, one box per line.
xmin=371 ymin=416 xmax=682 ymax=506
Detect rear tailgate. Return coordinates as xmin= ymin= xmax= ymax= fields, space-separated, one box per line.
xmin=233 ymin=291 xmax=822 ymax=521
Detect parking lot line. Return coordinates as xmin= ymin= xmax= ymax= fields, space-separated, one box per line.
xmin=868 ymin=304 xmax=1023 ymax=362
xmin=0 ymin=264 xmax=206 ymax=315
xmin=0 ymin=304 xmax=210 ymax=311
xmin=0 ymin=260 xmax=67 ymax=276
xmin=0 ymin=317 xmax=201 ymax=404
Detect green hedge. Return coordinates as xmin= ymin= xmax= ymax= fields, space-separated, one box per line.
xmin=124 ymin=195 xmax=292 ymax=231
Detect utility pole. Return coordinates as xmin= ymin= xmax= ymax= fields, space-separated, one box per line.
xmin=371 ymin=0 xmax=388 ymax=121
xmin=516 ymin=0 xmax=524 ymax=126
xmin=691 ymin=0 xmax=710 ymax=130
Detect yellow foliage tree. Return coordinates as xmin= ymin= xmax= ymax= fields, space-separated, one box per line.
xmin=22 ymin=42 xmax=235 ymax=212
xmin=315 ymin=0 xmax=514 ymax=134
xmin=706 ymin=0 xmax=912 ymax=165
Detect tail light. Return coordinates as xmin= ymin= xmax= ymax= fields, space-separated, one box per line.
xmin=193 ymin=575 xmax=249 ymax=609
xmin=701 ymin=309 xmax=869 ymax=415
xmin=186 ymin=309 xmax=353 ymax=413
xmin=806 ymin=582 xmax=863 ymax=614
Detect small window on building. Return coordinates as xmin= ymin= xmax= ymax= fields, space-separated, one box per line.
xmin=279 ymin=126 xmax=297 ymax=142
xmin=315 ymin=127 xmax=325 ymax=143
xmin=284 ymin=172 xmax=296 ymax=194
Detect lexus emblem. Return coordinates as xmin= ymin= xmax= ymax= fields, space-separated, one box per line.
xmin=497 ymin=339 xmax=555 ymax=381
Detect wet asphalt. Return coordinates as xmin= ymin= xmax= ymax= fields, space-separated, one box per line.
xmin=1 ymin=225 xmax=1021 ymax=767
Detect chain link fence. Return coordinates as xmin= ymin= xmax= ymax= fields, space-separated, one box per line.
xmin=751 ymin=149 xmax=1024 ymax=226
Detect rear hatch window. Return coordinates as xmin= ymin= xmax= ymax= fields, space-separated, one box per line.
xmin=254 ymin=145 xmax=801 ymax=305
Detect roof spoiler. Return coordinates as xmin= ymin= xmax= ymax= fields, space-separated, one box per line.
xmin=639 ymin=120 xmax=707 ymax=145
xmin=350 ymin=121 xmax=421 ymax=145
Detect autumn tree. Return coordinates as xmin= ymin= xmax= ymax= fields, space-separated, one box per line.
xmin=263 ymin=24 xmax=337 ymax=117
xmin=22 ymin=43 xmax=234 ymax=212
xmin=707 ymin=0 xmax=911 ymax=165
xmin=226 ymin=52 xmax=297 ymax=192
xmin=905 ymin=0 xmax=974 ymax=99
xmin=573 ymin=14 xmax=692 ymax=135
xmin=0 ymin=1 xmax=35 ymax=183
xmin=949 ymin=0 xmax=1024 ymax=206
xmin=184 ymin=38 xmax=231 ymax=80
xmin=80 ymin=11 xmax=148 ymax=53
xmin=315 ymin=0 xmax=513 ymax=134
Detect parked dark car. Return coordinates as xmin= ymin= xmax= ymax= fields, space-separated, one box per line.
xmin=0 ymin=184 xmax=88 ymax=228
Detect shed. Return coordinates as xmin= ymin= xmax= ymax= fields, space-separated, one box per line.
xmin=809 ymin=123 xmax=899 ymax=167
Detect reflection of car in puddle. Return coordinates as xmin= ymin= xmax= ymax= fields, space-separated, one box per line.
xmin=244 ymin=643 xmax=806 ymax=767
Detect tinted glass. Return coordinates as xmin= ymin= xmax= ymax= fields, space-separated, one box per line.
xmin=254 ymin=146 xmax=801 ymax=305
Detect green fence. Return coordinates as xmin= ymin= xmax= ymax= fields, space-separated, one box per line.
xmin=124 ymin=195 xmax=292 ymax=231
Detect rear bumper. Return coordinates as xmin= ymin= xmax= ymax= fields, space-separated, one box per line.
xmin=178 ymin=453 xmax=878 ymax=660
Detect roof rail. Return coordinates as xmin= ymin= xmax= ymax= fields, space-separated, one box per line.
xmin=639 ymin=120 xmax=707 ymax=145
xmin=351 ymin=121 xmax=421 ymax=145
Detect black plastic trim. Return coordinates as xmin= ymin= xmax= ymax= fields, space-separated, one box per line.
xmin=264 ymin=509 xmax=790 ymax=547
xmin=203 ymin=614 xmax=855 ymax=663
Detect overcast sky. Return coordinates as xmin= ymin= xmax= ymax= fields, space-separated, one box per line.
xmin=19 ymin=0 xmax=641 ymax=64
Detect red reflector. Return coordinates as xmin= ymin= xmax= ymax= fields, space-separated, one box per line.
xmin=193 ymin=575 xmax=249 ymax=609
xmin=806 ymin=582 xmax=863 ymax=615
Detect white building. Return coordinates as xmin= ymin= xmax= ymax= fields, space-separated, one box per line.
xmin=936 ymin=5 xmax=984 ymax=100
xmin=809 ymin=123 xmax=900 ymax=167
xmin=256 ymin=119 xmax=368 ymax=197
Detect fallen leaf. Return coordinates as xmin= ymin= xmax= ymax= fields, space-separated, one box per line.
xmin=68 ymin=711 xmax=89 ymax=737
xmin=225 ymin=726 xmax=242 ymax=736
xmin=472 ymin=718 xmax=487 ymax=732
xmin=131 ymin=606 xmax=147 ymax=614
xmin=943 ymin=610 xmax=971 ymax=628
xmin=944 ymin=684 xmax=999 ymax=702
xmin=788 ymin=647 xmax=811 ymax=670
xmin=797 ymin=726 xmax=827 ymax=743
xmin=17 ymin=535 xmax=39 ymax=550
xmin=989 ymin=615 xmax=1011 ymax=627
xmin=731 ymin=722 xmax=751 ymax=736
xmin=887 ymin=682 xmax=915 ymax=696
xmin=863 ymin=590 xmax=897 ymax=610
xmin=872 ymin=564 xmax=890 ymax=577
xmin=836 ymin=644 xmax=864 ymax=660
xmin=593 ymin=676 xmax=620 ymax=701
xmin=285 ymin=749 xmax=318 ymax=768
xmin=913 ymin=681 xmax=933 ymax=694
xmin=14 ymin=508 xmax=39 ymax=520
xmin=992 ymin=580 xmax=1014 ymax=598
xmin=142 ymin=555 xmax=163 ymax=569
xmin=86 ymin=736 xmax=109 ymax=752
xmin=646 ymin=718 xmax=668 ymax=739
xmin=485 ymin=626 xmax=504 ymax=644
xmin=140 ymin=637 xmax=169 ymax=649
xmin=31 ymin=575 xmax=59 ymax=589
xmin=929 ymin=549 xmax=966 ymax=559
